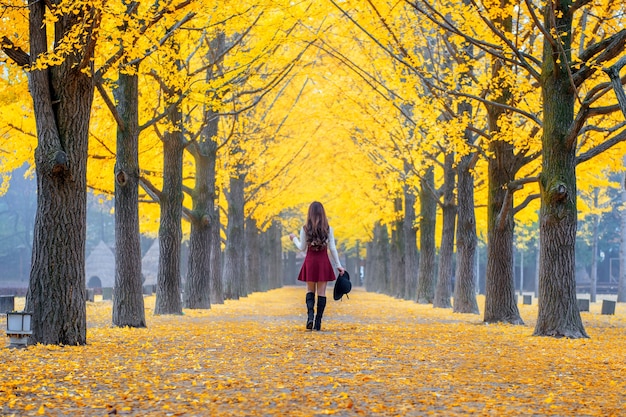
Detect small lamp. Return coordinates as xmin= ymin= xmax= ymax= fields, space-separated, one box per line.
xmin=6 ymin=311 xmax=32 ymax=348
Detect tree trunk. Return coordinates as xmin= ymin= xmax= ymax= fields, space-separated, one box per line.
xmin=210 ymin=203 xmax=223 ymax=304
xmin=154 ymin=105 xmax=184 ymax=315
xmin=403 ymin=183 xmax=419 ymax=301
xmin=365 ymin=222 xmax=389 ymax=292
xmin=246 ymin=218 xmax=263 ymax=291
xmin=223 ymin=174 xmax=245 ymax=300
xmin=377 ymin=222 xmax=390 ymax=294
xmin=434 ymin=153 xmax=456 ymax=309
xmin=481 ymin=0 xmax=524 ymax=324
xmin=24 ymin=0 xmax=96 ymax=344
xmin=589 ymin=209 xmax=599 ymax=303
xmin=484 ymin=141 xmax=523 ymax=324
xmin=454 ymin=151 xmax=479 ymax=314
xmin=112 ymin=71 xmax=145 ymax=328
xmin=268 ymin=222 xmax=283 ymax=289
xmin=390 ymin=197 xmax=405 ymax=297
xmin=534 ymin=1 xmax=587 ymax=338
xmin=260 ymin=226 xmax=271 ymax=290
xmin=184 ymin=143 xmax=216 ymax=309
xmin=416 ymin=166 xmax=436 ymax=303
xmin=285 ymin=251 xmax=297 ymax=285
xmin=365 ymin=241 xmax=374 ymax=291
xmin=619 ymin=161 xmax=626 ymax=302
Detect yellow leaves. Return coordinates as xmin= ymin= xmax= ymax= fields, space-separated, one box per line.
xmin=2 ymin=287 xmax=626 ymax=415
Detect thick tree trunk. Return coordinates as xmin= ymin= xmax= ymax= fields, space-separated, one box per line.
xmin=534 ymin=1 xmax=587 ymax=338
xmin=403 ymin=184 xmax=419 ymax=301
xmin=185 ymin=146 xmax=216 ymax=309
xmin=416 ymin=166 xmax=436 ymax=303
xmin=454 ymin=151 xmax=479 ymax=314
xmin=434 ymin=153 xmax=456 ymax=308
xmin=482 ymin=2 xmax=524 ymax=323
xmin=112 ymin=71 xmax=145 ymax=328
xmin=24 ymin=0 xmax=95 ymax=344
xmin=223 ymin=174 xmax=246 ymax=300
xmin=185 ymin=33 xmax=225 ymax=308
xmin=484 ymin=141 xmax=523 ymax=324
xmin=154 ymin=106 xmax=184 ymax=315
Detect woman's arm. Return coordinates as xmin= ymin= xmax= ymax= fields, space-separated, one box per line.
xmin=328 ymin=227 xmax=344 ymax=271
xmin=290 ymin=227 xmax=307 ymax=251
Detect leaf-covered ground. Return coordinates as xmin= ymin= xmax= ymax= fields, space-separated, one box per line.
xmin=1 ymin=287 xmax=625 ymax=416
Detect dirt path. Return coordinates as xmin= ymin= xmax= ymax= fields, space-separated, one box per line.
xmin=1 ymin=286 xmax=625 ymax=416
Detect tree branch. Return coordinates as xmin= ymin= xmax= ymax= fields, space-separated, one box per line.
xmin=576 ymin=128 xmax=626 ymax=165
xmin=139 ymin=176 xmax=194 ymax=221
xmin=574 ymin=30 xmax=626 ymax=87
xmin=94 ymin=81 xmax=125 ymax=131
xmin=513 ymin=193 xmax=541 ymax=215
xmin=1 ymin=36 xmax=30 ymax=67
xmin=603 ymin=55 xmax=626 ymax=119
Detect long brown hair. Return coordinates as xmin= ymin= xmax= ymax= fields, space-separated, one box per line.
xmin=304 ymin=201 xmax=330 ymax=250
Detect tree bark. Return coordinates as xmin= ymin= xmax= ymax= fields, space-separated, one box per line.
xmin=416 ymin=166 xmax=436 ymax=303
xmin=403 ymin=183 xmax=419 ymax=301
xmin=454 ymin=151 xmax=479 ymax=314
xmin=245 ymin=218 xmax=263 ymax=291
xmin=365 ymin=222 xmax=389 ymax=293
xmin=390 ymin=197 xmax=405 ymax=298
xmin=484 ymin=141 xmax=523 ymax=324
xmin=223 ymin=174 xmax=246 ymax=300
xmin=589 ymin=206 xmax=599 ymax=303
xmin=434 ymin=153 xmax=456 ymax=309
xmin=619 ymin=160 xmax=626 ymax=302
xmin=534 ymin=0 xmax=587 ymax=338
xmin=154 ymin=105 xmax=184 ymax=315
xmin=210 ymin=202 xmax=223 ymax=304
xmin=267 ymin=222 xmax=283 ymax=289
xmin=184 ymin=143 xmax=216 ymax=309
xmin=24 ymin=0 xmax=97 ymax=344
xmin=112 ymin=70 xmax=145 ymax=328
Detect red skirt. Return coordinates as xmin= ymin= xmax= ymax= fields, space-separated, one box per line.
xmin=297 ymin=247 xmax=337 ymax=282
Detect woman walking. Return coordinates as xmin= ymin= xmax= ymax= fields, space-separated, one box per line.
xmin=290 ymin=201 xmax=345 ymax=331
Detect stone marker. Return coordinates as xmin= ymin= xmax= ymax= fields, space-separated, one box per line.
xmin=601 ymin=299 xmax=616 ymax=315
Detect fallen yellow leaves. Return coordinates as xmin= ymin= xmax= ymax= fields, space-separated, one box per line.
xmin=1 ymin=287 xmax=625 ymax=416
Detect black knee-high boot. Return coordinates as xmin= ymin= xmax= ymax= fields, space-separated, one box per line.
xmin=305 ymin=292 xmax=315 ymax=330
xmin=314 ymin=295 xmax=327 ymax=331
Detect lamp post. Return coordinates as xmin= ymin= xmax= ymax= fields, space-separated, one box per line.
xmin=6 ymin=311 xmax=32 ymax=348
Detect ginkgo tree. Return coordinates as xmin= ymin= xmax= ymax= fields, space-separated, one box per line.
xmin=0 ymin=0 xmax=102 ymax=345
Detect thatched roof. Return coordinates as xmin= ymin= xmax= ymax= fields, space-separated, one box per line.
xmin=85 ymin=241 xmax=115 ymax=288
